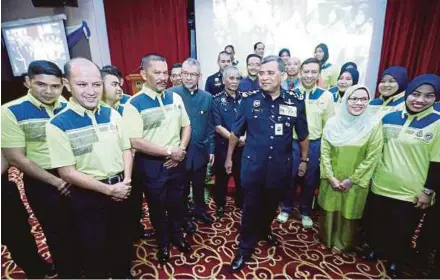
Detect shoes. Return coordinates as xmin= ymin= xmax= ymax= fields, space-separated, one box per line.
xmin=171 ymin=237 xmax=192 ymax=253
xmin=194 ymin=212 xmax=213 ymax=225
xmin=361 ymin=250 xmax=377 ymax=261
xmin=277 ymin=212 xmax=289 ymax=223
xmin=230 ymin=252 xmax=248 ymax=273
xmin=301 ymin=215 xmax=313 ymax=228
xmin=216 ymin=206 xmax=224 ymax=217
xmin=157 ymin=246 xmax=170 ymax=264
xmin=140 ymin=228 xmax=155 ymax=239
xmin=264 ymin=233 xmax=279 ymax=247
xmin=387 ymin=262 xmax=402 ymax=279
xmin=183 ymin=219 xmax=197 ymax=235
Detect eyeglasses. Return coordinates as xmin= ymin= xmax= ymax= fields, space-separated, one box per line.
xmin=347 ymin=97 xmax=369 ymax=104
xmin=247 ymin=63 xmax=261 ymax=67
xmin=181 ymin=72 xmax=199 ymax=78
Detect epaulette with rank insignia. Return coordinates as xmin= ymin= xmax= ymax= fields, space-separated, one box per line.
xmin=288 ymin=88 xmax=305 ymax=101
xmin=239 ymin=89 xmax=259 ymax=98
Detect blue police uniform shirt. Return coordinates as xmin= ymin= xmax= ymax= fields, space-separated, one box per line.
xmin=205 ymin=72 xmax=224 ymax=95
xmin=171 ymin=85 xmax=215 ymax=170
xmin=238 ymin=77 xmax=260 ymax=92
xmin=232 ymin=88 xmax=309 ymax=188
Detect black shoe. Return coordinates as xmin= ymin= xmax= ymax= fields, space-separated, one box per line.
xmin=157 ymin=246 xmax=170 ymax=264
xmin=387 ymin=262 xmax=402 ymax=279
xmin=264 ymin=233 xmax=279 ymax=247
xmin=141 ymin=228 xmax=155 ymax=239
xmin=216 ymin=206 xmax=224 ymax=217
xmin=44 ymin=262 xmax=57 ymax=278
xmin=194 ymin=212 xmax=213 ymax=225
xmin=361 ymin=250 xmax=377 ymax=261
xmin=183 ymin=219 xmax=197 ymax=235
xmin=230 ymin=252 xmax=247 ymax=273
xmin=171 ymin=237 xmax=192 ymax=253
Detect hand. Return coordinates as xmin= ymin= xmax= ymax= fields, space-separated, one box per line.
xmin=225 ymin=158 xmax=233 ymax=175
xmin=414 ymin=192 xmax=432 ymax=209
xmin=238 ymin=136 xmax=246 ymax=147
xmin=298 ymin=162 xmax=307 ymax=177
xmin=164 ymin=158 xmax=179 ymax=169
xmin=328 ymin=177 xmax=342 ymax=191
xmin=340 ymin=179 xmax=353 ymax=192
xmin=109 ymin=182 xmax=131 ymax=200
xmin=170 ymin=147 xmax=186 ymax=161
xmin=209 ymin=154 xmax=215 ymax=166
xmin=56 ymin=179 xmax=71 ymax=196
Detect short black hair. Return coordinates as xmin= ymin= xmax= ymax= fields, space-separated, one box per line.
xmin=101 ymin=65 xmax=122 ymax=80
xmin=64 ymin=57 xmax=101 ymax=79
xmin=253 ymin=42 xmax=264 ymax=50
xmin=301 ymin=57 xmax=321 ymax=72
xmin=171 ymin=63 xmax=182 ymax=70
xmin=246 ymin=54 xmax=262 ymax=65
xmin=224 ymin=45 xmax=235 ymax=52
xmin=218 ymin=51 xmax=231 ymax=61
xmin=140 ymin=54 xmax=166 ymax=69
xmin=27 ymin=60 xmax=62 ymax=79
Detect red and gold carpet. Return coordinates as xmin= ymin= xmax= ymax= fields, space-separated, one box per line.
xmin=2 ymin=169 xmax=391 ymax=279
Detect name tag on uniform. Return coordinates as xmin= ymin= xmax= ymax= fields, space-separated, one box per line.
xmin=279 ymin=105 xmax=297 ymax=117
xmin=275 ymin=123 xmax=283 ymax=135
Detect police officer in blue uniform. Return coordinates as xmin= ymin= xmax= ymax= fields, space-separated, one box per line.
xmin=225 ymin=56 xmax=309 ymax=272
xmin=170 ymin=58 xmax=215 ymax=232
xmin=205 ymin=51 xmax=232 ymax=95
xmin=213 ymin=66 xmax=244 ymax=216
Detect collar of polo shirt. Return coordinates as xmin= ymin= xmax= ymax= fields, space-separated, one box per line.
xmin=142 ymin=85 xmax=164 ymax=100
xmin=380 ymin=91 xmax=405 ymax=103
xmin=298 ymin=84 xmax=317 ymax=95
xmin=27 ymin=90 xmax=64 ymax=111
xmin=401 ymin=104 xmax=434 ymax=121
xmin=68 ymin=97 xmax=101 ymax=116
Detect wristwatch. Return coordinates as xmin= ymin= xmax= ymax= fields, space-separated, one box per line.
xmin=167 ymin=148 xmax=173 ymax=157
xmin=300 ymin=158 xmax=309 ymax=163
xmin=422 ymin=188 xmax=434 ymax=196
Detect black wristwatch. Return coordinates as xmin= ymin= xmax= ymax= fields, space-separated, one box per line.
xmin=422 ymin=188 xmax=434 ymax=196
xmin=300 ymin=158 xmax=309 ymax=163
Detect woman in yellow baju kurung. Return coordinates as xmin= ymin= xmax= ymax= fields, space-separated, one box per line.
xmin=318 ymin=85 xmax=383 ymax=252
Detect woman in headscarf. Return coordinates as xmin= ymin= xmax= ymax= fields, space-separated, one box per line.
xmin=363 ymin=74 xmax=440 ymax=278
xmin=369 ymin=66 xmax=408 ymax=117
xmin=318 ymin=85 xmax=383 ymax=254
xmin=314 ymin=43 xmax=338 ymax=89
xmin=340 ymin=61 xmax=358 ymax=72
xmin=328 ymin=67 xmax=360 ymax=103
xmin=278 ymin=48 xmax=291 ymax=63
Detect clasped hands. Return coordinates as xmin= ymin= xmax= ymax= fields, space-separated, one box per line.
xmin=164 ymin=146 xmax=187 ymax=169
xmin=328 ymin=177 xmax=353 ymax=192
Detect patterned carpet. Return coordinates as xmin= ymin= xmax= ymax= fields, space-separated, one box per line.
xmin=1 ymin=169 xmax=392 ymax=279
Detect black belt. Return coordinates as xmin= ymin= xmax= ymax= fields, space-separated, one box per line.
xmin=99 ymin=172 xmax=124 ymax=185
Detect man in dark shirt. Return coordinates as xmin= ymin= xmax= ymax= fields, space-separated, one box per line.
xmin=238 ymin=54 xmax=261 ymax=92
xmin=205 ymin=51 xmax=232 ymax=95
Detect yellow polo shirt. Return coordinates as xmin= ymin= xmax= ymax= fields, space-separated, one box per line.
xmin=46 ymin=99 xmax=130 ymax=180
xmin=369 ymin=92 xmax=405 ymax=119
xmin=372 ymin=107 xmax=440 ymax=202
xmin=293 ymin=85 xmax=335 ymax=140
xmin=1 ymin=91 xmax=67 ymax=169
xmin=122 ymin=85 xmax=190 ymax=147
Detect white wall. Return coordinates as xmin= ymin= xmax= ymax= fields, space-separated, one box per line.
xmin=195 ymin=0 xmax=387 ymax=92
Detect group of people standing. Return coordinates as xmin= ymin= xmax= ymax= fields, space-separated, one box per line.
xmin=1 ymin=39 xmax=439 ymax=279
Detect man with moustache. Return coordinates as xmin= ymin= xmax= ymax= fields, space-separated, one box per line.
xmin=282 ymin=57 xmax=301 ymax=90
xmin=226 ymin=56 xmax=309 ymax=272
xmin=2 ymin=60 xmax=79 ymax=278
xmin=238 ymin=54 xmax=261 ymax=92
xmin=213 ymin=66 xmax=245 ymax=215
xmin=205 ymin=51 xmax=232 ymax=95
xmin=277 ymin=58 xmax=335 ymax=228
xmin=46 ymin=58 xmax=133 ymax=278
xmin=170 ymin=58 xmax=215 ymax=232
xmin=122 ymin=54 xmax=192 ymax=264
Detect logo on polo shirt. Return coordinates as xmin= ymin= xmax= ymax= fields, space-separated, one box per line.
xmin=424 ymin=132 xmax=433 ymax=141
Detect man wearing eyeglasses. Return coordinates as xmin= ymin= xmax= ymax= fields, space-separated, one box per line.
xmin=238 ymin=54 xmax=261 ymax=92
xmin=170 ymin=58 xmax=216 ymax=234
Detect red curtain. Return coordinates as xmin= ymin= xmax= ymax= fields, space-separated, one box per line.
xmin=103 ymin=0 xmax=189 ymax=91
xmin=378 ymin=0 xmax=440 ymax=81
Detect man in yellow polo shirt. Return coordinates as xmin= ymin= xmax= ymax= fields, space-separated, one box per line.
xmin=46 ymin=58 xmax=133 ymax=279
xmin=1 ymin=60 xmax=80 ymax=278
xmin=277 ymin=57 xmax=335 ymax=228
xmin=122 ymin=54 xmax=191 ymax=264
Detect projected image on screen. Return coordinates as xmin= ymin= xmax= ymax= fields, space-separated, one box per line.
xmin=2 ymin=19 xmax=69 ymax=76
xmin=195 ymin=0 xmax=386 ymax=91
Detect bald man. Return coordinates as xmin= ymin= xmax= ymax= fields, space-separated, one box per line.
xmin=282 ymin=57 xmax=301 ymax=90
xmin=46 ymin=58 xmax=134 ymax=278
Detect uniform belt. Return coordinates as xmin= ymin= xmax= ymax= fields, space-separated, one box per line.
xmin=100 ymin=172 xmax=124 ymax=185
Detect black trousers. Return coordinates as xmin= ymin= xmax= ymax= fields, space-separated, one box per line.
xmin=364 ymin=192 xmax=422 ymax=264
xmin=23 ymin=173 xmax=81 ymax=279
xmin=183 ymin=165 xmax=207 ymax=217
xmin=135 ymin=155 xmax=185 ymax=248
xmin=70 ymin=183 xmax=133 ymax=278
xmin=214 ymin=152 xmax=242 ymax=208
xmin=239 ymin=184 xmax=282 ymax=257
xmin=1 ymin=173 xmax=48 ymax=278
